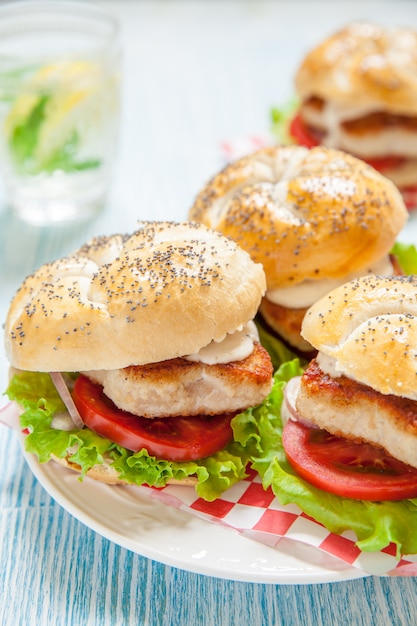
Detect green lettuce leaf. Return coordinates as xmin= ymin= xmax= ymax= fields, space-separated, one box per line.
xmin=270 ymin=98 xmax=298 ymax=144
xmin=5 ymin=371 xmax=258 ymax=502
xmin=234 ymin=360 xmax=417 ymax=557
xmin=391 ymin=241 xmax=417 ymax=274
xmin=8 ymin=355 xmax=417 ymax=555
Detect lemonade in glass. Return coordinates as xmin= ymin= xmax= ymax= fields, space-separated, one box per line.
xmin=0 ymin=2 xmax=120 ymax=224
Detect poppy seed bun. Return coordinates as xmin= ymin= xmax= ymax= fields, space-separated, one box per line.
xmin=5 ymin=221 xmax=266 ymax=372
xmin=188 ymin=145 xmax=407 ymax=290
xmin=301 ymin=275 xmax=417 ymax=400
xmin=295 ymin=22 xmax=417 ymax=116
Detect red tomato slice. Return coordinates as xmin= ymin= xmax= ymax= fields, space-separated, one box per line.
xmin=402 ymin=186 xmax=417 ymax=211
xmin=282 ymin=419 xmax=417 ymax=501
xmin=289 ymin=113 xmax=321 ymax=149
xmin=72 ymin=375 xmax=234 ymax=462
xmin=365 ymin=154 xmax=407 ymax=171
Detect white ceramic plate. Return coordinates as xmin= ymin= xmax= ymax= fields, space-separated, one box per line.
xmin=21 ymin=442 xmax=367 ymax=585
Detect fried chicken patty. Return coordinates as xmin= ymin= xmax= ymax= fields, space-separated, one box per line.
xmin=296 ymin=359 xmax=417 ymax=469
xmin=83 ymin=341 xmax=273 ymax=419
xmin=299 ymin=97 xmax=417 ymax=159
xmin=259 ymin=298 xmax=312 ymax=354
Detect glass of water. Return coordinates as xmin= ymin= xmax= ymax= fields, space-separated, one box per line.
xmin=0 ymin=1 xmax=121 ymax=225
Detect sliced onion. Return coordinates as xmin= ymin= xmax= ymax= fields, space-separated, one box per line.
xmin=0 ymin=401 xmax=22 ymax=430
xmin=283 ymin=377 xmax=319 ymax=429
xmin=49 ymin=372 xmax=84 ymax=429
xmin=284 ymin=377 xmax=302 ymax=420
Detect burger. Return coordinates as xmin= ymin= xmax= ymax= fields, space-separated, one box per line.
xmin=258 ymin=274 xmax=417 ymax=556
xmin=289 ymin=22 xmax=417 ymax=209
xmin=285 ymin=274 xmax=417 ymax=482
xmin=188 ymin=144 xmax=408 ymax=356
xmin=4 ymin=220 xmax=274 ymax=501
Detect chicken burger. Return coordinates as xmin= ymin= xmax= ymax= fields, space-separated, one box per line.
xmin=282 ymin=274 xmax=417 ymax=502
xmin=4 ymin=220 xmax=273 ymax=500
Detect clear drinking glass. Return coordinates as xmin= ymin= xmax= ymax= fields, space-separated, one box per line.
xmin=0 ymin=1 xmax=121 ymax=225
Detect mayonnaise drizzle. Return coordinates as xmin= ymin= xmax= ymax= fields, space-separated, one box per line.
xmin=316 ymin=352 xmax=343 ymax=378
xmin=184 ymin=321 xmax=259 ymax=365
xmin=266 ymin=255 xmax=394 ymax=309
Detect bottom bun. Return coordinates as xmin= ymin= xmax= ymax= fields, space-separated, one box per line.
xmin=50 ymin=453 xmax=198 ymax=487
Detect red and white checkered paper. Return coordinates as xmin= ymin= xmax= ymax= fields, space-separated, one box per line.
xmin=141 ymin=467 xmax=417 ymax=577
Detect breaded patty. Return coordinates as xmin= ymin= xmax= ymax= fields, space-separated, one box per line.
xmin=296 ymin=359 xmax=417 ymax=469
xmin=83 ymin=341 xmax=273 ymax=418
xmin=259 ymin=298 xmax=313 ymax=354
xmin=299 ymin=98 xmax=417 ymax=159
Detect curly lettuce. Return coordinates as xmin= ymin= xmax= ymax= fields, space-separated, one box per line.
xmin=391 ymin=241 xmax=417 ymax=275
xmin=6 ymin=371 xmax=257 ymax=502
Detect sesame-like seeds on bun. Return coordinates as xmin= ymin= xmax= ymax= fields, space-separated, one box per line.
xmin=5 ymin=221 xmax=266 ymax=372
xmin=188 ymin=145 xmax=407 ymax=291
xmin=295 ymin=22 xmax=417 ymax=116
xmin=301 ymin=275 xmax=417 ymax=400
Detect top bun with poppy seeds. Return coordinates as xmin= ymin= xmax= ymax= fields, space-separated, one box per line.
xmin=5 ymin=220 xmax=267 ymax=372
xmin=295 ymin=22 xmax=417 ymax=116
xmin=301 ymin=274 xmax=417 ymax=400
xmin=188 ymin=144 xmax=407 ymax=352
xmin=188 ymin=145 xmax=406 ymax=291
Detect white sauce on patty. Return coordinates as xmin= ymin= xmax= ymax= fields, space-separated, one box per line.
xmin=184 ymin=321 xmax=259 ymax=365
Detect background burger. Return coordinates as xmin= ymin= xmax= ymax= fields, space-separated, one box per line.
xmin=289 ymin=22 xmax=417 ymax=209
xmin=4 ymin=220 xmax=273 ymax=501
xmin=188 ymin=144 xmax=408 ymax=356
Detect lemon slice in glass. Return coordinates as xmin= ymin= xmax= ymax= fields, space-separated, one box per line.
xmin=5 ymin=59 xmax=106 ymax=174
